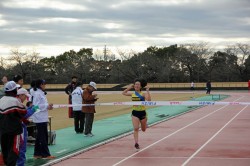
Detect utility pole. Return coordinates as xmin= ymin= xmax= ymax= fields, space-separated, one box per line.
xmin=104 ymin=45 xmax=107 ymax=61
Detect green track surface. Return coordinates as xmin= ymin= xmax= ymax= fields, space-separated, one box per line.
xmin=25 ymin=94 xmax=228 ymax=166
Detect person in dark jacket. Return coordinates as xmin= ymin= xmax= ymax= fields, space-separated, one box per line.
xmin=65 ymin=76 xmax=78 ymax=118
xmin=82 ymin=82 xmax=98 ymax=137
xmin=206 ymin=81 xmax=212 ymax=94
xmin=13 ymin=75 xmax=23 ymax=89
xmin=0 ymin=81 xmax=27 ymax=166
xmin=0 ymin=76 xmax=8 ymax=142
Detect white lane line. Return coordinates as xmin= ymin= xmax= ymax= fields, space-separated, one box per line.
xmin=112 ymin=107 xmax=225 ymax=166
xmin=56 ymin=149 xmax=68 ymax=154
xmin=182 ymin=105 xmax=248 ymax=166
xmin=72 ymin=156 xmax=250 ymax=160
xmin=112 ymin=96 xmax=245 ymax=166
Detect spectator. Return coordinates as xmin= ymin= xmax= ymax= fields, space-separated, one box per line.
xmin=13 ymin=75 xmax=23 ymax=89
xmin=206 ymin=81 xmax=212 ymax=94
xmin=31 ymin=79 xmax=55 ymax=159
xmin=25 ymin=80 xmax=36 ymax=143
xmin=71 ymin=82 xmax=85 ymax=134
xmin=65 ymin=76 xmax=78 ymax=118
xmin=0 ymin=76 xmax=8 ymax=99
xmin=1 ymin=76 xmax=8 ymax=84
xmin=190 ymin=81 xmax=195 ymax=90
xmin=82 ymin=82 xmax=98 ymax=137
xmin=122 ymin=78 xmax=151 ymax=150
xmin=248 ymin=80 xmax=250 ymax=92
xmin=16 ymin=88 xmax=38 ymax=166
xmin=0 ymin=76 xmax=8 ymax=162
xmin=28 ymin=80 xmax=36 ymax=101
xmin=0 ymin=81 xmax=27 ymax=166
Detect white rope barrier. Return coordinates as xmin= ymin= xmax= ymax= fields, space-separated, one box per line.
xmin=52 ymin=101 xmax=250 ymax=109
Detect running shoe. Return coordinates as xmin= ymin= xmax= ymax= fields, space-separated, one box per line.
xmin=33 ymin=155 xmax=42 ymax=159
xmin=84 ymin=133 xmax=94 ymax=137
xmin=42 ymin=156 xmax=56 ymax=159
xmin=135 ymin=143 xmax=140 ymax=150
xmin=88 ymin=133 xmax=94 ymax=137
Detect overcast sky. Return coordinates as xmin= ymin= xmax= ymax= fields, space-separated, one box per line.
xmin=0 ymin=0 xmax=250 ymax=58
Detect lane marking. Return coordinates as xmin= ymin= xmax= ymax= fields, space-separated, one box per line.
xmin=56 ymin=149 xmax=68 ymax=154
xmin=182 ymin=105 xmax=248 ymax=166
xmin=71 ymin=156 xmax=250 ymax=160
xmin=112 ymin=96 xmax=244 ymax=166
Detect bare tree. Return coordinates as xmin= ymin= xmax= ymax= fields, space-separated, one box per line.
xmin=27 ymin=50 xmax=42 ymax=82
xmin=8 ymin=48 xmax=28 ymax=78
xmin=93 ymin=49 xmax=103 ymax=61
xmin=175 ymin=46 xmax=199 ymax=82
xmin=226 ymin=43 xmax=250 ymax=66
xmin=8 ymin=48 xmax=42 ymax=81
xmin=0 ymin=57 xmax=5 ymax=69
xmin=225 ymin=43 xmax=250 ymax=81
xmin=182 ymin=42 xmax=213 ymax=82
xmin=116 ymin=48 xmax=137 ymax=61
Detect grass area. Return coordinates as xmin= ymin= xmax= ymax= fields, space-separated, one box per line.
xmin=46 ymin=92 xmax=205 ymax=130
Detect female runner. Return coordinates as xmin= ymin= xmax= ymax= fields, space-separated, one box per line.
xmin=122 ymin=78 xmax=151 ymax=150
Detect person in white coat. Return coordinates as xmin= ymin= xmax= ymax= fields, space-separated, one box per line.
xmin=71 ymin=82 xmax=85 ymax=134
xmin=31 ymin=79 xmax=55 ymax=159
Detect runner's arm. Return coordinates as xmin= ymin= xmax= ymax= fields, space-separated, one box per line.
xmin=144 ymin=86 xmax=151 ymax=101
xmin=122 ymin=84 xmax=133 ymax=96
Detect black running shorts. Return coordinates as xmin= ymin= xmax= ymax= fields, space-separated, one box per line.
xmin=132 ymin=110 xmax=146 ymax=120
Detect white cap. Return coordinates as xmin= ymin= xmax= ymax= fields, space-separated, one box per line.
xmin=4 ymin=81 xmax=17 ymax=92
xmin=17 ymin=88 xmax=31 ymax=98
xmin=89 ymin=81 xmax=97 ymax=90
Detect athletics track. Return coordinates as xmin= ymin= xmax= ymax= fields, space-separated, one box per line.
xmin=1 ymin=91 xmax=250 ymax=166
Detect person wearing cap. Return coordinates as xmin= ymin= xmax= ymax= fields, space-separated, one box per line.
xmin=71 ymin=82 xmax=85 ymax=134
xmin=16 ymin=88 xmax=39 ymax=166
xmin=65 ymin=76 xmax=78 ymax=118
xmin=0 ymin=81 xmax=27 ymax=166
xmin=0 ymin=76 xmax=8 ymax=99
xmin=31 ymin=79 xmax=55 ymax=159
xmin=13 ymin=75 xmax=23 ymax=89
xmin=122 ymin=78 xmax=151 ymax=150
xmin=82 ymin=81 xmax=98 ymax=137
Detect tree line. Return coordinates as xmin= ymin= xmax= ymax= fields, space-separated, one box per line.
xmin=0 ymin=42 xmax=249 ymax=84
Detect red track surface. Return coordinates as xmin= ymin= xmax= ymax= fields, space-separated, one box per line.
xmin=51 ymin=93 xmax=250 ymax=166
xmin=1 ymin=92 xmax=249 ymax=166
